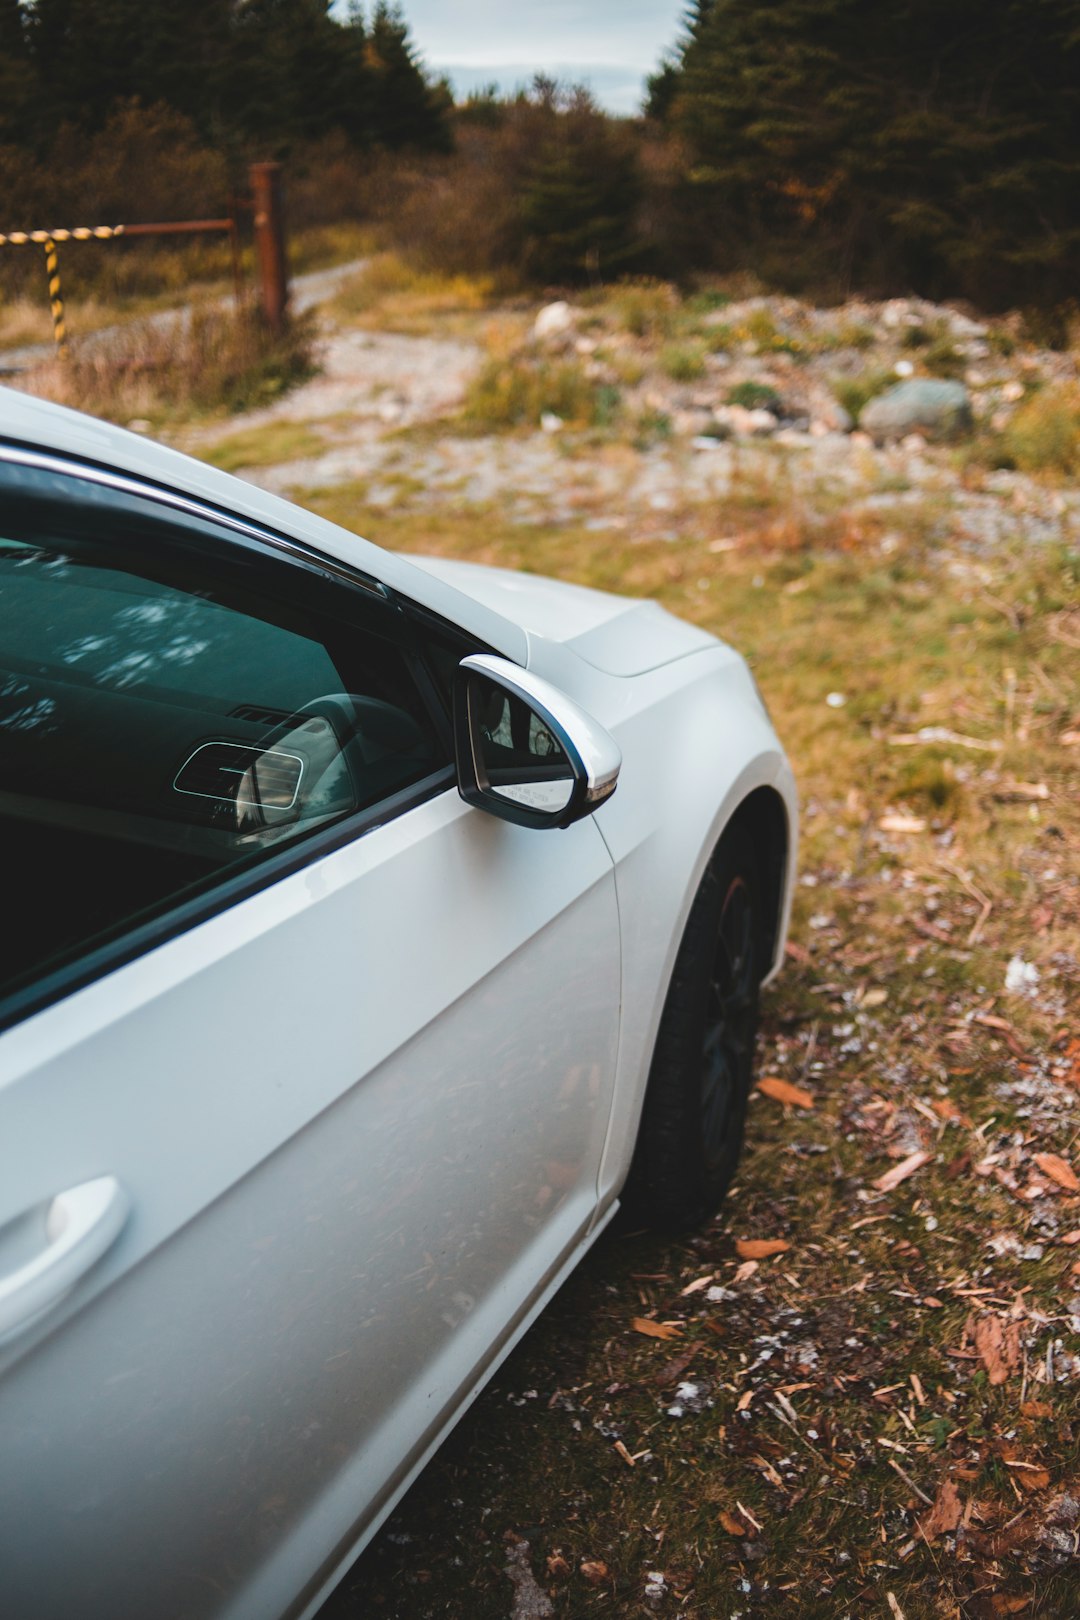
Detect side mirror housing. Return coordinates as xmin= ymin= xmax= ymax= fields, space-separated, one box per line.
xmin=453 ymin=654 xmax=621 ymax=830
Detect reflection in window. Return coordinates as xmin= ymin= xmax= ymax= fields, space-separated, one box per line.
xmin=0 ymin=497 xmax=444 ymax=1004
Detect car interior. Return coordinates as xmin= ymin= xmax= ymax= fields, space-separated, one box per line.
xmin=0 ymin=521 xmax=443 ymax=1005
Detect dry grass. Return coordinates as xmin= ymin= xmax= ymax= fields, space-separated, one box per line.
xmin=23 ymin=305 xmax=316 ymax=427
xmin=998 ymin=386 xmax=1080 ymax=479
xmin=302 ymin=484 xmax=1080 ymax=1620
xmin=329 ymin=252 xmax=498 ymax=336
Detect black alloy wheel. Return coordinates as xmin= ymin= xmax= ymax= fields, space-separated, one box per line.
xmin=624 ymin=825 xmax=764 ymax=1231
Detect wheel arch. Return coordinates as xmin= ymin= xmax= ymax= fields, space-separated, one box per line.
xmin=724 ymin=782 xmax=792 ymax=986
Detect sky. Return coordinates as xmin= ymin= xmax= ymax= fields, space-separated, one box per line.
xmin=388 ymin=1 xmax=688 ymax=115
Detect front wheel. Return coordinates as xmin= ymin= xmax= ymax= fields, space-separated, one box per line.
xmin=624 ymin=826 xmax=764 ymax=1231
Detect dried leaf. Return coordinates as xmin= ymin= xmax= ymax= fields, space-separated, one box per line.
xmin=972 ymin=1313 xmax=1021 ymax=1385
xmin=632 ymin=1317 xmax=681 ymax=1341
xmin=736 ymin=1388 xmax=756 ymax=1412
xmin=718 ymin=1509 xmax=754 ymax=1538
xmin=680 ymin=1273 xmax=715 ymax=1296
xmin=917 ymin=1477 xmax=963 ymax=1543
xmin=751 ymin=1453 xmax=784 ymax=1488
xmin=1061 ymin=1230 xmax=1080 ymax=1246
xmin=732 ymin=1259 xmax=759 ymax=1283
xmin=613 ymin=1440 xmax=635 ymax=1468
xmin=656 ymin=1347 xmax=697 ymax=1387
xmin=991 ymin=1599 xmax=1031 ymax=1615
xmin=579 ymin=1559 xmax=609 ymax=1587
xmin=546 ymin=1554 xmax=570 ymax=1579
xmin=1033 ymin=1153 xmax=1080 ymax=1194
xmin=879 ymin=813 xmax=927 ymax=833
xmin=874 ymin=1150 xmax=932 ymax=1193
xmin=1016 ymin=1468 xmax=1051 ymax=1492
xmin=757 ymin=1076 xmax=816 ymax=1109
xmin=860 ymin=986 xmax=889 ymax=1008
xmin=933 ymin=1097 xmax=973 ymax=1127
xmin=1021 ymin=1400 xmax=1053 ymax=1418
xmin=735 ymin=1238 xmax=791 ymax=1260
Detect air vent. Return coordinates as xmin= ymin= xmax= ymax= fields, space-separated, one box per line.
xmin=174 ymin=742 xmax=304 ymax=811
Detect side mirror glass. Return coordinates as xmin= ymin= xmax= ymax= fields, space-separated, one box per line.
xmin=453 ymin=654 xmax=621 ymax=830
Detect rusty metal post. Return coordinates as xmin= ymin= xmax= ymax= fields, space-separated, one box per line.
xmin=250 ymin=161 xmax=288 ymax=332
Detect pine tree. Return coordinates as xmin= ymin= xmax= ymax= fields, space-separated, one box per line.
xmin=656 ymin=0 xmax=1080 ymax=306
xmin=517 ymin=85 xmax=643 ymax=284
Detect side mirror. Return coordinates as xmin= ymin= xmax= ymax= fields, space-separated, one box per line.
xmin=453 ymin=654 xmax=621 ymax=830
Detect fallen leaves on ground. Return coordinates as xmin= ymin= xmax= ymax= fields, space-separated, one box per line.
xmin=917 ymin=1477 xmax=963 ymax=1543
xmin=874 ymin=1149 xmax=932 ymax=1192
xmin=632 ymin=1317 xmax=681 ymax=1341
xmin=757 ymin=1076 xmax=816 ymax=1108
xmin=970 ymin=1313 xmax=1023 ymax=1385
xmin=734 ymin=1238 xmax=791 ymax=1260
xmin=1032 ymin=1152 xmax=1080 ymax=1193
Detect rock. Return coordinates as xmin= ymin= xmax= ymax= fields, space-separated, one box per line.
xmin=901 ymin=432 xmax=927 ymax=452
xmin=574 ymin=336 xmax=597 ymax=356
xmin=860 ymin=379 xmax=973 ymax=443
xmin=672 ymin=408 xmax=716 ymax=437
xmin=1002 ymin=379 xmax=1025 ymax=403
xmin=533 ymin=300 xmax=574 ymax=340
xmin=714 ymin=404 xmax=778 ymax=437
xmin=691 ymin=434 xmax=725 ymax=451
xmin=894 ymin=358 xmax=915 ymax=378
xmin=539 ymin=411 xmax=564 ymax=434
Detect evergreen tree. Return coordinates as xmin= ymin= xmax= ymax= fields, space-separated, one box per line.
xmin=656 ymin=0 xmax=1080 ymax=306
xmin=0 ymin=0 xmax=37 ymax=146
xmin=517 ymin=83 xmax=643 ymax=284
xmin=353 ymin=2 xmax=452 ymax=151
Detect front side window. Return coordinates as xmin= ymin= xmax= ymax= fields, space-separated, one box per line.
xmin=0 ymin=463 xmax=446 ymax=1008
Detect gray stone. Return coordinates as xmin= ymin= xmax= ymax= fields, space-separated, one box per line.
xmin=860 ymin=379 xmax=973 ymax=443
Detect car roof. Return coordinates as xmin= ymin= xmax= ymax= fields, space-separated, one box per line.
xmin=0 ymin=386 xmax=527 ymax=662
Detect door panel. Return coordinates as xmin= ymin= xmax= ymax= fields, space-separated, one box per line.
xmin=0 ymin=789 xmax=619 ymax=1620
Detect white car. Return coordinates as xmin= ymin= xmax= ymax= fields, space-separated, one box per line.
xmin=0 ymin=389 xmax=796 ymax=1620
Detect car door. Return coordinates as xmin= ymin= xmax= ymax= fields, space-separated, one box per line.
xmin=0 ymin=455 xmax=621 ymax=1620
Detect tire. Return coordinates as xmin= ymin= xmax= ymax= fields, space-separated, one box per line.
xmin=624 ymin=825 xmax=764 ymax=1231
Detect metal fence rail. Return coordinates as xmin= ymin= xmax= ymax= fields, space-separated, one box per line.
xmin=0 ymin=163 xmax=290 ymax=354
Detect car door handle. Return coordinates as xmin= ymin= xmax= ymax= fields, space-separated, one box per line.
xmin=0 ymin=1176 xmax=129 ymax=1342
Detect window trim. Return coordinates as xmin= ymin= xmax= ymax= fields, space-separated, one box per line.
xmin=0 ymin=448 xmax=474 ymax=1034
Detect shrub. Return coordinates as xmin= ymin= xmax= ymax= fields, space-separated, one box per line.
xmin=832 ymin=369 xmax=895 ymax=421
xmin=661 ymin=343 xmax=706 ymax=381
xmin=633 ymin=407 xmax=672 ymax=448
xmin=726 ymin=380 xmax=782 ymax=412
xmin=25 ymin=305 xmax=316 ymax=424
xmin=614 ymin=279 xmax=678 ymax=340
xmin=998 ymin=385 xmax=1080 ymax=476
xmin=460 ymin=354 xmax=619 ymax=431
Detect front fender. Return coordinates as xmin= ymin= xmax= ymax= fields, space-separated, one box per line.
xmin=530 ymin=641 xmax=797 ymax=1214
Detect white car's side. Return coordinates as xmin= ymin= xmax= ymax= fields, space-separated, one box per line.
xmin=0 ymin=389 xmax=796 ymax=1620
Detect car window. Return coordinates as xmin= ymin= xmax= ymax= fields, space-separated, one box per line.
xmin=0 ymin=461 xmax=447 ymax=1007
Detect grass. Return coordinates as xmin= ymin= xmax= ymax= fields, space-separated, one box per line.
xmin=200 ymin=419 xmax=327 ymax=472
xmin=834 ymin=367 xmax=897 ymax=422
xmin=302 ymin=480 xmax=1080 ymax=1620
xmin=459 ymin=348 xmax=621 ymax=434
xmin=329 ymin=251 xmax=497 ymax=335
xmin=24 ymin=304 xmax=317 ymax=428
xmin=660 ymin=342 xmax=707 ymax=383
xmin=997 ymin=385 xmax=1080 ymax=478
xmin=727 ymin=380 xmax=783 ymax=413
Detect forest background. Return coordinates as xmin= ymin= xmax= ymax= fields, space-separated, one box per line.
xmin=1 ymin=0 xmax=1079 ymax=319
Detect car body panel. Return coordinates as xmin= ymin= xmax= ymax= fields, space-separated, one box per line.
xmin=0 ymin=396 xmax=797 ymax=1620
xmin=0 ymin=790 xmax=619 ymax=1620
xmin=408 ymin=554 xmax=718 ymax=675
